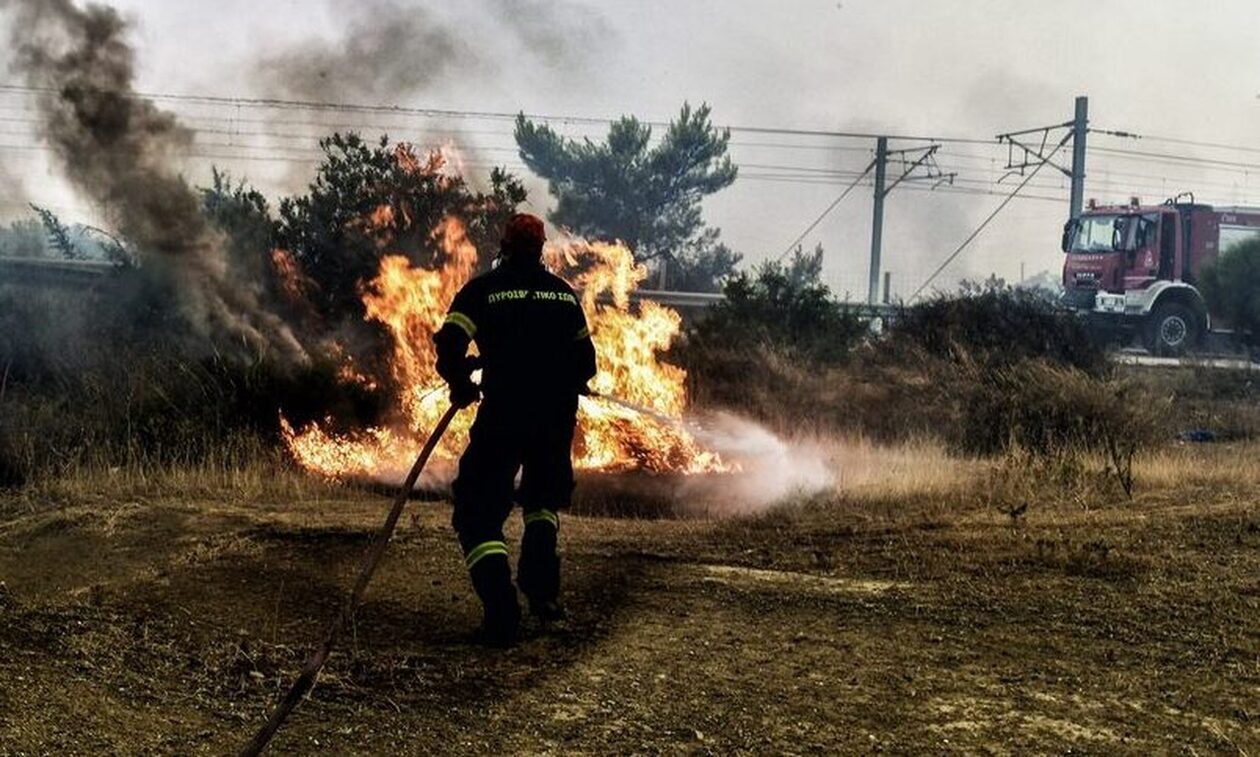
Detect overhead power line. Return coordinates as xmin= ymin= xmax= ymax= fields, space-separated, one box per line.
xmin=775 ymin=160 xmax=876 ymax=261
xmin=1092 ymin=128 xmax=1260 ymax=157
xmin=1087 ymin=144 xmax=1260 ymax=172
xmin=0 ymin=83 xmax=998 ymax=145
xmin=910 ymin=135 xmax=1071 ymax=301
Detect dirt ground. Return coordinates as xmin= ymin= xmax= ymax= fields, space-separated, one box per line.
xmin=1 ymin=447 xmax=1258 ymax=755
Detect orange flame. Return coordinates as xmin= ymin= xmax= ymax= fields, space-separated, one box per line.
xmin=280 ymin=159 xmax=728 ymax=480
xmin=270 ymin=248 xmax=313 ymax=303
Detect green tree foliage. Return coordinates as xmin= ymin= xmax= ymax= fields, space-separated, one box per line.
xmin=31 ymin=204 xmax=77 ymax=259
xmin=1200 ymin=237 xmax=1260 ymax=346
xmin=781 ymin=243 xmax=825 ymax=289
xmin=276 ymin=133 xmax=526 ymax=322
xmin=665 ymin=228 xmax=742 ymax=293
xmin=683 ymin=246 xmax=862 ymax=364
xmin=0 ymin=218 xmax=47 ymax=258
xmin=515 ymin=103 xmax=740 ymax=290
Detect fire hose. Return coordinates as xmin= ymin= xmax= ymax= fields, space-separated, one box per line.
xmin=239 ymin=403 xmax=460 ymax=757
xmin=240 ymin=389 xmax=683 ymax=753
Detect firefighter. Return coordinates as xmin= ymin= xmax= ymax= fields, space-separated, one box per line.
xmin=433 ymin=213 xmax=597 ymax=647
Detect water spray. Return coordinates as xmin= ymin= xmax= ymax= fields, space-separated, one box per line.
xmin=584 ymin=390 xmax=682 ymax=427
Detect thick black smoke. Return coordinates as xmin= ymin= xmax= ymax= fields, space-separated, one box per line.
xmin=3 ymin=0 xmax=308 ymax=362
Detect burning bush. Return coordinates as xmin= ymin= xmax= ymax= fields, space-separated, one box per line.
xmin=282 ymin=226 xmax=732 ymax=480
xmin=276 ymin=134 xmax=525 ymax=327
xmin=0 ymin=280 xmax=375 ymax=486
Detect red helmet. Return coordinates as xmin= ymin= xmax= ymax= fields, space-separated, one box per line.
xmin=502 ymin=213 xmax=546 ymax=257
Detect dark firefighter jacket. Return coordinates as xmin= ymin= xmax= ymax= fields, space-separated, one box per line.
xmin=434 ymin=257 xmax=597 ymax=404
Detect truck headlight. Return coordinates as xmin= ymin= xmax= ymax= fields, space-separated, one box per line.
xmin=1094 ymin=293 xmax=1125 ymax=313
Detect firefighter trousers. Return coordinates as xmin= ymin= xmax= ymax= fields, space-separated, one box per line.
xmin=451 ymin=396 xmax=577 ymax=609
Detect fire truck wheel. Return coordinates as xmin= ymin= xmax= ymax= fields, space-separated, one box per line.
xmin=1144 ymin=302 xmax=1200 ymax=357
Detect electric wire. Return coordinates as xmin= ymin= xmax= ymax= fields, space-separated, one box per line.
xmin=1093 ymin=128 xmax=1260 ymax=156
xmin=6 ymin=82 xmax=1260 ymax=282
xmin=774 ymin=160 xmax=875 ymax=261
xmin=0 ymin=83 xmax=999 ymax=145
xmin=910 ymin=136 xmax=1071 ymax=301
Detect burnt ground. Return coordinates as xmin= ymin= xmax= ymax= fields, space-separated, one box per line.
xmin=0 ymin=455 xmax=1258 ymax=755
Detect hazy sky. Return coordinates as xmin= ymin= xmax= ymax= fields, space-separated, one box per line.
xmin=4 ymin=0 xmax=1260 ymax=296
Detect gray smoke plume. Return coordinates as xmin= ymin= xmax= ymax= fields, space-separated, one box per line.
xmin=256 ymin=0 xmax=613 ymax=103
xmin=484 ymin=0 xmax=615 ymax=70
xmin=0 ymin=160 xmax=25 ymax=213
xmin=257 ymin=1 xmax=484 ymax=103
xmin=3 ymin=0 xmax=308 ymax=362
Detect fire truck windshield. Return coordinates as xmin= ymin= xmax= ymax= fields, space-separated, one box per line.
xmin=1070 ymin=214 xmax=1135 ymax=253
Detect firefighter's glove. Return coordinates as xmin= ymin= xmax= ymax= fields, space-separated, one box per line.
xmin=450 ymin=380 xmax=480 ymax=409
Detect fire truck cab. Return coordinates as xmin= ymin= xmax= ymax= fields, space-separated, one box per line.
xmin=1061 ymin=196 xmax=1260 ymax=355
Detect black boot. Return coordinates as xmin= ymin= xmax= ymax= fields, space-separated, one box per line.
xmin=518 ymin=515 xmax=565 ymax=624
xmin=467 ymin=547 xmax=520 ymax=648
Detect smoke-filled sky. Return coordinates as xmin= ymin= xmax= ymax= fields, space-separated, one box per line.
xmin=3 ymin=0 xmax=1259 ymax=296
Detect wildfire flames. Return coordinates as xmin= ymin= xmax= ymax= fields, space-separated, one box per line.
xmin=281 ymin=183 xmax=729 ymax=480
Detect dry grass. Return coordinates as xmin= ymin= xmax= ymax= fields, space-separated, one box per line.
xmin=829 ymin=432 xmax=1260 ymax=501
xmin=1135 ymin=440 xmax=1260 ymax=488
xmin=826 ymin=435 xmax=982 ymax=501
xmin=2 ymin=455 xmax=352 ymax=518
xmin=2 ymin=436 xmax=1258 ymax=753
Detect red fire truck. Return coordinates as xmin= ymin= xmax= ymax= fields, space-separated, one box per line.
xmin=1061 ymin=195 xmax=1260 ymax=354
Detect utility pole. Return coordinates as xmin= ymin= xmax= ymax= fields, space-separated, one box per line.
xmin=1069 ymin=95 xmax=1089 ymax=219
xmin=883 ymin=271 xmax=891 ymax=304
xmin=996 ymin=96 xmax=1091 ymax=212
xmin=911 ymin=98 xmax=1121 ymax=303
xmin=866 ymin=139 xmax=954 ymax=305
xmin=868 ymin=137 xmax=887 ymax=306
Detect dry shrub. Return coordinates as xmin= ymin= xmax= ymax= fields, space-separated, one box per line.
xmin=687 ymin=341 xmax=1164 ymax=472
xmin=1123 ymin=365 xmax=1260 ymax=440
xmin=682 ymin=338 xmax=956 ymax=443
xmin=887 ymin=285 xmax=1108 ymax=377
xmin=949 ymin=358 xmax=1166 ymax=458
xmin=982 ymin=445 xmax=1123 ymax=517
xmin=681 ymin=284 xmax=1165 ymax=487
xmin=0 ymin=280 xmax=386 ymax=488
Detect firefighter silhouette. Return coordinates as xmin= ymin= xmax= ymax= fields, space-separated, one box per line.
xmin=434 ymin=213 xmax=597 ymax=646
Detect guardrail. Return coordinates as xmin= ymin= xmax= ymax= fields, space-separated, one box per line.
xmin=0 ymin=257 xmax=903 ymax=318
xmin=1113 ymin=350 xmax=1260 ymax=371
xmin=631 ymin=287 xmax=902 ymax=319
xmin=0 ymin=255 xmax=116 ymax=288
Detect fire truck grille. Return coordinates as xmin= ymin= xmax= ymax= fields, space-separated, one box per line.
xmin=1062 ymin=288 xmax=1097 ymax=310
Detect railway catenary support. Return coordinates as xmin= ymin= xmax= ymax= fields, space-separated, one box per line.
xmin=865 ymin=140 xmax=953 ymax=305
xmin=1070 ymin=95 xmax=1089 ymax=220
